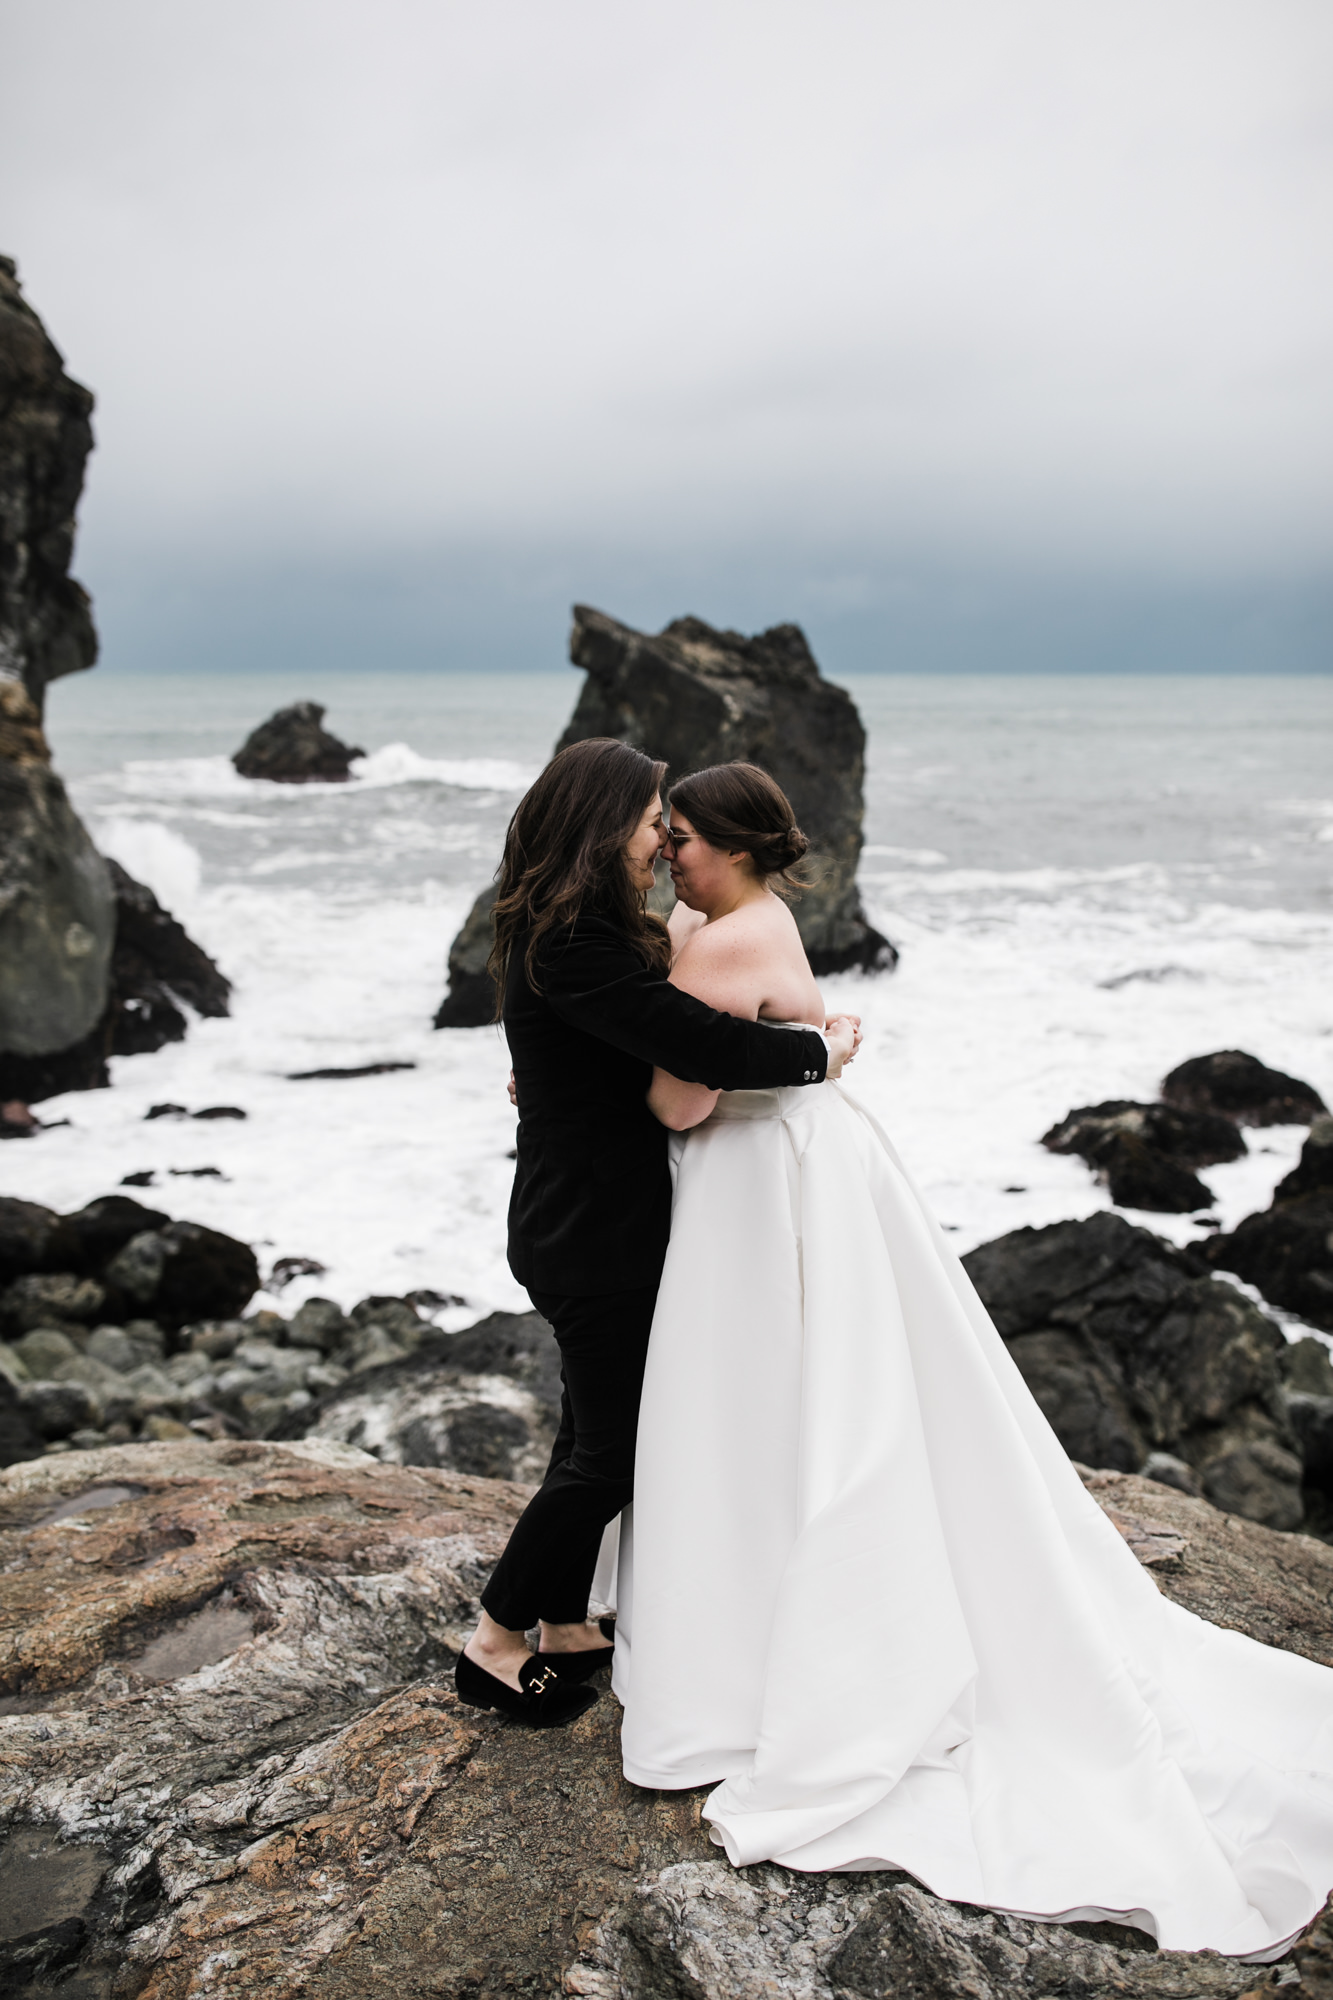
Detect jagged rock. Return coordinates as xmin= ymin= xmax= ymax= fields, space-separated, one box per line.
xmin=0 ymin=680 xmax=114 ymax=1080
xmin=1162 ymin=1050 xmax=1326 ymax=1127
xmin=435 ymin=605 xmax=896 ymax=1027
xmin=100 ymin=857 xmax=231 ymax=1062
xmin=277 ymin=1309 xmax=561 ymax=1478
xmin=0 ymin=848 xmax=232 ymax=1104
xmin=572 ymin=1861 xmax=1261 ymax=2000
xmin=1041 ymin=1100 xmax=1244 ymax=1213
xmin=1205 ymin=1121 xmax=1333 ymax=1336
xmin=963 ymin=1213 xmax=1303 ymax=1528
xmin=0 ymin=257 xmax=97 ymax=714
xmin=232 ymin=700 xmax=364 ymax=783
xmin=433 ymin=879 xmax=504 ymax=1029
xmin=0 ymin=1449 xmax=1321 ymax=1997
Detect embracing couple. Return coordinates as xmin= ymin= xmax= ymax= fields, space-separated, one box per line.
xmin=457 ymin=737 xmax=1333 ymax=1962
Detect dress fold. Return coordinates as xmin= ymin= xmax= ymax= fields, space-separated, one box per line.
xmin=615 ymin=1073 xmax=1333 ymax=1960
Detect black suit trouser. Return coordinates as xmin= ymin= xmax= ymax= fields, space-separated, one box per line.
xmin=479 ymin=1283 xmax=657 ymax=1631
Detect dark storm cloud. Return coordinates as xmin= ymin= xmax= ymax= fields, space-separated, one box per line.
xmin=3 ymin=0 xmax=1330 ymax=669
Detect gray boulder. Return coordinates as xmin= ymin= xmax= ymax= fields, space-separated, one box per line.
xmin=0 ymin=680 xmax=113 ymax=1072
xmin=963 ymin=1212 xmax=1303 ymax=1529
xmin=232 ymin=701 xmax=364 ymax=783
xmin=277 ymin=1308 xmax=561 ymax=1479
xmin=435 ymin=604 xmax=896 ymax=1027
xmin=0 ymin=261 xmax=112 ymax=1093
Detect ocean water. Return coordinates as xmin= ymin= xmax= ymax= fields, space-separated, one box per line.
xmin=17 ymin=668 xmax=1333 ymax=1330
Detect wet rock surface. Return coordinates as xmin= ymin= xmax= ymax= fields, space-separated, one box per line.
xmin=1161 ymin=1050 xmax=1326 ymax=1128
xmin=231 ymin=702 xmax=364 ymax=784
xmin=1208 ymin=1116 xmax=1333 ymax=1334
xmin=0 ymin=1451 xmax=1327 ymax=1998
xmin=436 ymin=603 xmax=896 ymax=1027
xmin=963 ymin=1213 xmax=1304 ymax=1528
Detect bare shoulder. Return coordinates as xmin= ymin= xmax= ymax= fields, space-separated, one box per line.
xmin=671 ymin=894 xmax=820 ymax=1020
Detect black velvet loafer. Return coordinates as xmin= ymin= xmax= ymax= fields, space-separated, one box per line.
xmin=537 ymin=1616 xmax=617 ymax=1685
xmin=454 ymin=1650 xmax=599 ymax=1727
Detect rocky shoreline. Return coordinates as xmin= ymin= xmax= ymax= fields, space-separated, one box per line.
xmin=2 ymin=1443 xmax=1332 ymax=1997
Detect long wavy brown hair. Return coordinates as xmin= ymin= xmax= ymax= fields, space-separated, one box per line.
xmin=488 ymin=737 xmax=671 ymax=1013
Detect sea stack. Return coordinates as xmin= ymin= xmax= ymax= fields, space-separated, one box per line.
xmin=0 ymin=258 xmax=114 ymax=1097
xmin=232 ymin=701 xmax=365 ymax=783
xmin=435 ymin=605 xmax=896 ymax=1027
xmin=0 ymin=257 xmax=231 ymax=1109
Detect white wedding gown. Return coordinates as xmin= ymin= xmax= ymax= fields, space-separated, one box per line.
xmin=606 ymin=1067 xmax=1333 ymax=1960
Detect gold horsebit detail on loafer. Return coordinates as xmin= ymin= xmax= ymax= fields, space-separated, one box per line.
xmin=529 ymin=1663 xmax=560 ymax=1696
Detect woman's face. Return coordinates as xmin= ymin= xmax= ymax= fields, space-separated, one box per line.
xmin=665 ymin=810 xmax=750 ymax=911
xmin=624 ymin=793 xmax=667 ymax=894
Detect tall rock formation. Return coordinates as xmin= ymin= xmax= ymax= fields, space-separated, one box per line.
xmin=0 ymin=259 xmax=229 ymax=1106
xmin=435 ymin=605 xmax=895 ymax=1027
xmin=0 ymin=256 xmax=98 ymax=714
xmin=0 ymin=260 xmax=112 ymax=1095
xmin=0 ymin=679 xmax=113 ymax=1075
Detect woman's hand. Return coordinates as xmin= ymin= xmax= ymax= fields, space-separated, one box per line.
xmin=824 ymin=1014 xmax=862 ymax=1080
xmin=507 ymin=1069 xmax=518 ymax=1108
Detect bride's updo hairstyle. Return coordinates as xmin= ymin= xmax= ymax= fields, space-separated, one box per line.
xmin=489 ymin=737 xmax=671 ymax=1013
xmin=667 ymin=762 xmax=810 ymax=895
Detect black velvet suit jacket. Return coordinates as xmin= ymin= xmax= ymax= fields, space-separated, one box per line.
xmin=504 ymin=914 xmax=828 ymax=1295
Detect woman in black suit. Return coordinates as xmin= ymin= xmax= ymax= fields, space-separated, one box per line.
xmin=455 ymin=737 xmax=857 ymax=1726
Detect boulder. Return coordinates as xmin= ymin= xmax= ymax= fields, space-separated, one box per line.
xmin=1206 ymin=1190 xmax=1333 ymax=1335
xmin=433 ymin=878 xmax=504 ymax=1029
xmin=101 ymin=1220 xmax=259 ymax=1331
xmin=232 ymin=700 xmax=364 ymax=783
xmin=1041 ymin=1100 xmax=1245 ymax=1214
xmin=100 ymin=857 xmax=231 ymax=1059
xmin=0 ymin=847 xmax=232 ymax=1105
xmin=1203 ymin=1119 xmax=1333 ymax=1336
xmin=276 ymin=1309 xmax=562 ymax=1480
xmin=1161 ymin=1050 xmax=1326 ymax=1127
xmin=1042 ymin=1100 xmax=1245 ymax=1169
xmin=435 ymin=604 xmax=896 ymax=1026
xmin=0 ymin=680 xmax=114 ymax=1079
xmin=0 ymin=1446 xmax=1325 ymax=1996
xmin=963 ymin=1213 xmax=1303 ymax=1528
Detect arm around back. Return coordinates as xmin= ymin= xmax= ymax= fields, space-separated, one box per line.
xmin=539 ymin=918 xmax=827 ymax=1091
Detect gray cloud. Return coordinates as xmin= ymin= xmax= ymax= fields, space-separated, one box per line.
xmin=3 ymin=0 xmax=1330 ymax=670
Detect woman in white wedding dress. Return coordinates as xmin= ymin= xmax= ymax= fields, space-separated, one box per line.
xmin=610 ymin=760 xmax=1333 ymax=1963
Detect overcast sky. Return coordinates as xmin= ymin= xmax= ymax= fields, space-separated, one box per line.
xmin=3 ymin=0 xmax=1331 ymax=672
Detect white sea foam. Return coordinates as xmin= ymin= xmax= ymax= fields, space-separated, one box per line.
xmin=95 ymin=818 xmax=203 ymax=915
xmin=349 ymin=743 xmax=537 ymax=791
xmin=14 ymin=671 xmax=1331 ymax=1329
